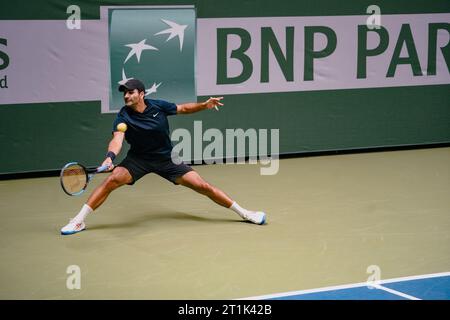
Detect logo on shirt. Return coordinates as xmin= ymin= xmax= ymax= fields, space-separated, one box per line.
xmin=107 ymin=7 xmax=197 ymax=113
xmin=152 ymin=112 xmax=159 ymax=117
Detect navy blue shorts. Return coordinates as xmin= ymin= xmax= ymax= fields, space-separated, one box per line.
xmin=116 ymin=152 xmax=193 ymax=185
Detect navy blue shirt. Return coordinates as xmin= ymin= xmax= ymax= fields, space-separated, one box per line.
xmin=112 ymin=99 xmax=177 ymax=160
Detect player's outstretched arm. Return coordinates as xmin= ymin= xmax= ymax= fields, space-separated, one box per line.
xmin=176 ymin=97 xmax=224 ymax=114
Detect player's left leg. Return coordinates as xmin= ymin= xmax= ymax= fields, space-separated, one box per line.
xmin=175 ymin=171 xmax=233 ymax=207
xmin=175 ymin=171 xmax=266 ymax=225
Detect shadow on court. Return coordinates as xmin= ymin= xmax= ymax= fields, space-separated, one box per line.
xmin=88 ymin=211 xmax=240 ymax=231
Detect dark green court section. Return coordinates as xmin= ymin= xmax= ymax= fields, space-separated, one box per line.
xmin=1 ymin=85 xmax=449 ymax=174
xmin=1 ymin=0 xmax=449 ymax=20
xmin=0 ymin=101 xmax=125 ymax=173
xmin=0 ymin=148 xmax=448 ymax=299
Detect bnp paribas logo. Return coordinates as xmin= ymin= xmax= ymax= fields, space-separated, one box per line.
xmin=107 ymin=7 xmax=196 ymax=112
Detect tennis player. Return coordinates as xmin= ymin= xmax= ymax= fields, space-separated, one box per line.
xmin=61 ymin=79 xmax=266 ymax=235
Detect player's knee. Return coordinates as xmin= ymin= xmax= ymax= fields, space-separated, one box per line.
xmin=104 ymin=171 xmax=129 ymax=190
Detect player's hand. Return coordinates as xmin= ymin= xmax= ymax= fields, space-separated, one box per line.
xmin=101 ymin=158 xmax=115 ymax=172
xmin=205 ymin=97 xmax=224 ymax=110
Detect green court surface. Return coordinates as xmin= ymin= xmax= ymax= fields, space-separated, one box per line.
xmin=0 ymin=147 xmax=449 ymax=299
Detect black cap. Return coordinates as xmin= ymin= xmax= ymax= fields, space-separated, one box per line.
xmin=118 ymin=79 xmax=145 ymax=93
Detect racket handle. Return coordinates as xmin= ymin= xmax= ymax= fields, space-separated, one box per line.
xmin=96 ymin=164 xmax=110 ymax=173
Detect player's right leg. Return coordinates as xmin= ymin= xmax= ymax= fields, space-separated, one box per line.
xmin=60 ymin=167 xmax=132 ymax=235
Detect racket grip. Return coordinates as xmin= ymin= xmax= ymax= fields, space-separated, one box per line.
xmin=96 ymin=164 xmax=110 ymax=173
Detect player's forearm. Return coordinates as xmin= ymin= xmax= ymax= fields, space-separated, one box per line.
xmin=178 ymin=102 xmax=207 ymax=114
xmin=107 ymin=139 xmax=122 ymax=159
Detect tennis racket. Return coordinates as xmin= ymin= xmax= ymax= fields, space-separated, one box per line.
xmin=60 ymin=162 xmax=109 ymax=196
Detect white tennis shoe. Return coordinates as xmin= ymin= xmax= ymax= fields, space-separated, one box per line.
xmin=61 ymin=219 xmax=86 ymax=235
xmin=240 ymin=211 xmax=266 ymax=225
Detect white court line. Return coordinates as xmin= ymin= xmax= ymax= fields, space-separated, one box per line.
xmin=238 ymin=271 xmax=450 ymax=300
xmin=371 ymin=284 xmax=421 ymax=300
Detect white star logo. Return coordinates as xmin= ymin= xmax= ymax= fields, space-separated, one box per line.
xmin=154 ymin=19 xmax=188 ymax=52
xmin=145 ymin=82 xmax=162 ymax=96
xmin=118 ymin=68 xmax=133 ymax=85
xmin=124 ymin=39 xmax=158 ymax=63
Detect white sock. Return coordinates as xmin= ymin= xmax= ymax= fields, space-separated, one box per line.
xmin=229 ymin=201 xmax=251 ymax=217
xmin=73 ymin=204 xmax=93 ymax=223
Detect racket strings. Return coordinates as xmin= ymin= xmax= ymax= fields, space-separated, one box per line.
xmin=61 ymin=165 xmax=87 ymax=194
